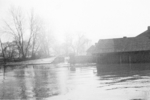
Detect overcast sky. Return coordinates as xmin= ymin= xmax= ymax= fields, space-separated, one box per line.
xmin=0 ymin=0 xmax=150 ymax=43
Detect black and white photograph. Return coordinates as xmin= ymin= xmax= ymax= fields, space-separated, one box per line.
xmin=0 ymin=0 xmax=150 ymax=100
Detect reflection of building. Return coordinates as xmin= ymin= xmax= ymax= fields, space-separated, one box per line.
xmin=97 ymin=63 xmax=150 ymax=77
xmin=88 ymin=26 xmax=150 ymax=64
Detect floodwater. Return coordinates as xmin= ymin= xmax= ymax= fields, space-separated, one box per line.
xmin=0 ymin=63 xmax=150 ymax=100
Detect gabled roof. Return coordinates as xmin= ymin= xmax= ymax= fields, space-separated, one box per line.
xmin=136 ymin=27 xmax=150 ymax=38
xmin=89 ymin=26 xmax=150 ymax=54
xmin=94 ymin=37 xmax=150 ymax=53
xmin=87 ymin=45 xmax=95 ymax=53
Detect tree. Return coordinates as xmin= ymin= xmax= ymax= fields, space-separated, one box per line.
xmin=37 ymin=29 xmax=55 ymax=57
xmin=63 ymin=33 xmax=74 ymax=56
xmin=26 ymin=10 xmax=42 ymax=58
xmin=2 ymin=7 xmax=26 ymax=58
xmin=3 ymin=42 xmax=18 ymax=60
xmin=2 ymin=7 xmax=44 ymax=59
xmin=75 ymin=34 xmax=91 ymax=55
xmin=63 ymin=32 xmax=91 ymax=56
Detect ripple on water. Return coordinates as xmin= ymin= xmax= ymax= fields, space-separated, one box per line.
xmin=0 ymin=63 xmax=150 ymax=100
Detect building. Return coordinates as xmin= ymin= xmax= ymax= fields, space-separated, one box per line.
xmin=88 ymin=26 xmax=150 ymax=64
xmin=0 ymin=41 xmax=19 ymax=60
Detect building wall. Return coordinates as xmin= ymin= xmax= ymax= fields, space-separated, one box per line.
xmin=69 ymin=55 xmax=96 ymax=64
xmin=96 ymin=50 xmax=150 ymax=64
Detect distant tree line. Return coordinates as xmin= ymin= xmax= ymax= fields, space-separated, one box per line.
xmin=0 ymin=7 xmax=91 ymax=61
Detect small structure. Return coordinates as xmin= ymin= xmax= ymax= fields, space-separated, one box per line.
xmin=88 ymin=26 xmax=150 ymax=64
xmin=69 ymin=53 xmax=76 ymax=65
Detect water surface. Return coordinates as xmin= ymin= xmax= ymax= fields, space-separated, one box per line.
xmin=0 ymin=63 xmax=150 ymax=100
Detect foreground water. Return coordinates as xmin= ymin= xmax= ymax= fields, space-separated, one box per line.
xmin=0 ymin=63 xmax=150 ymax=100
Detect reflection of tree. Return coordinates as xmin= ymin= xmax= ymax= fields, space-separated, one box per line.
xmin=13 ymin=65 xmax=60 ymax=99
xmin=0 ymin=64 xmax=63 ymax=99
xmin=33 ymin=65 xmax=60 ymax=99
xmin=0 ymin=66 xmax=27 ymax=99
xmin=14 ymin=66 xmax=31 ymax=99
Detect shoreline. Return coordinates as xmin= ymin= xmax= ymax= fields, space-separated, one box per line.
xmin=4 ymin=57 xmax=56 ymax=66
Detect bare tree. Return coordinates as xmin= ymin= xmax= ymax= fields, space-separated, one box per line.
xmin=2 ymin=7 xmax=26 ymax=59
xmin=2 ymin=41 xmax=18 ymax=60
xmin=2 ymin=7 xmax=44 ymax=59
xmin=63 ymin=33 xmax=91 ymax=56
xmin=63 ymin=33 xmax=75 ymax=56
xmin=37 ymin=29 xmax=55 ymax=57
xmin=26 ymin=10 xmax=42 ymax=58
xmin=75 ymin=34 xmax=91 ymax=55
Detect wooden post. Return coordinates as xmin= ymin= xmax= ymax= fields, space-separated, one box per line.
xmin=129 ymin=55 xmax=131 ymax=64
xmin=120 ymin=55 xmax=122 ymax=64
xmin=0 ymin=39 xmax=6 ymax=64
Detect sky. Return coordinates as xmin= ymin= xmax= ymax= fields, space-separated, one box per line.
xmin=0 ymin=0 xmax=150 ymax=43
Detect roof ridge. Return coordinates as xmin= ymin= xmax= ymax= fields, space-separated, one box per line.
xmin=98 ymin=37 xmax=134 ymax=41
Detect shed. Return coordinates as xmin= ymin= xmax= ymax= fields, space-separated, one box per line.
xmin=88 ymin=26 xmax=150 ymax=64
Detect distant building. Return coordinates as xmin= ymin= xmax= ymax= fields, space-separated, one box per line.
xmin=87 ymin=26 xmax=150 ymax=64
xmin=0 ymin=41 xmax=19 ymax=59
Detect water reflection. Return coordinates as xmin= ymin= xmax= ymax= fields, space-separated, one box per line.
xmin=0 ymin=65 xmax=60 ymax=99
xmin=97 ymin=63 xmax=150 ymax=78
xmin=97 ymin=63 xmax=150 ymax=100
xmin=0 ymin=63 xmax=150 ymax=100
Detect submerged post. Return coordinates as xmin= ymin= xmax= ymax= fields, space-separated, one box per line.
xmin=0 ymin=39 xmax=6 ymax=64
xmin=119 ymin=55 xmax=122 ymax=64
xmin=129 ymin=55 xmax=131 ymax=64
xmin=69 ymin=53 xmax=76 ymax=66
